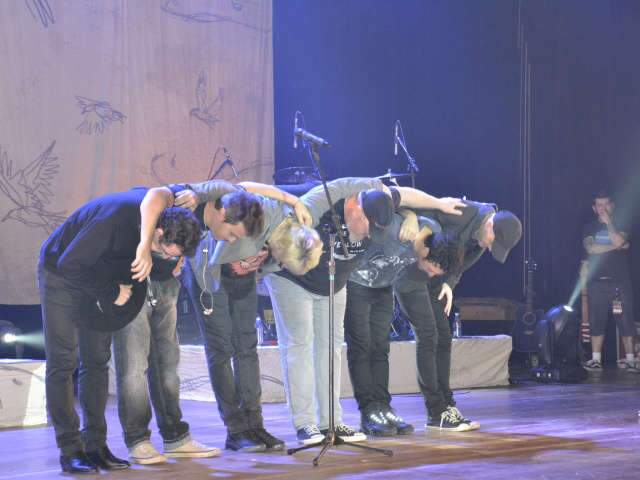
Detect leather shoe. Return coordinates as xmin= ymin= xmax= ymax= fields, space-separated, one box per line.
xmin=59 ymin=451 xmax=98 ymax=474
xmin=85 ymin=446 xmax=131 ymax=470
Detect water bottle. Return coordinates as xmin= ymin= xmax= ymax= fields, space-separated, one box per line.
xmin=612 ymin=288 xmax=623 ymax=316
xmin=453 ymin=312 xmax=462 ymax=338
xmin=256 ymin=317 xmax=264 ymax=346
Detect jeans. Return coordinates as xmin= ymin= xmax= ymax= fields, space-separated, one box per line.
xmin=182 ymin=262 xmax=263 ymax=434
xmin=38 ymin=263 xmax=112 ymax=455
xmin=264 ymin=274 xmax=347 ymax=431
xmin=394 ymin=277 xmax=454 ymax=419
xmin=112 ymin=277 xmax=190 ymax=448
xmin=344 ymin=281 xmax=394 ymax=414
xmin=587 ymin=278 xmax=636 ymax=337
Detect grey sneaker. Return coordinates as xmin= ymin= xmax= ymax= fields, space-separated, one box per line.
xmin=296 ymin=424 xmax=324 ymax=445
xmin=129 ymin=441 xmax=167 ymax=465
xmin=164 ymin=439 xmax=221 ymax=458
xmin=618 ymin=360 xmax=640 ymax=373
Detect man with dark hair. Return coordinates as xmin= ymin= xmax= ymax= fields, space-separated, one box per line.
xmin=38 ymin=187 xmax=201 ymax=474
xmin=345 ymin=213 xmax=464 ymax=436
xmin=137 ymin=180 xmax=311 ymax=454
xmin=582 ymin=189 xmax=637 ymax=372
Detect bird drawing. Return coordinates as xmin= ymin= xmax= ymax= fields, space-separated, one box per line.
xmin=0 ymin=141 xmax=67 ymax=234
xmin=75 ymin=96 xmax=126 ymax=135
xmin=190 ymin=71 xmax=223 ymax=130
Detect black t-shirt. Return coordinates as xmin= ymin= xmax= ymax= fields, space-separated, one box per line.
xmin=583 ymin=219 xmax=630 ymax=281
xmin=276 ymin=189 xmax=401 ymax=296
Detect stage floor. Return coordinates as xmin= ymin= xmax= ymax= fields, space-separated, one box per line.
xmin=1 ymin=369 xmax=640 ymax=479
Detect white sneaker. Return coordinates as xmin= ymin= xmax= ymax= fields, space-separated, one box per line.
xmin=129 ymin=441 xmax=167 ymax=465
xmin=164 ymin=439 xmax=221 ymax=458
xmin=618 ymin=360 xmax=640 ymax=373
xmin=327 ymin=424 xmax=367 ymax=443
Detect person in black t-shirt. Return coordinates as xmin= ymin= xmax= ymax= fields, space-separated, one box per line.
xmin=582 ymin=189 xmax=637 ymax=372
xmin=38 ymin=187 xmax=201 ymax=474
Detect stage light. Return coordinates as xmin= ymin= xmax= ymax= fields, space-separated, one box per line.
xmin=0 ymin=320 xmax=23 ymax=358
xmin=531 ymin=305 xmax=587 ymax=383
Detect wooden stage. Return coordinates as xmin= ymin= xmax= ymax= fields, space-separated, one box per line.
xmin=1 ymin=368 xmax=639 ymax=479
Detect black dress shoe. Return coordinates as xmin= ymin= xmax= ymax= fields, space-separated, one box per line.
xmin=59 ymin=451 xmax=98 ymax=474
xmin=85 ymin=446 xmax=131 ymax=470
xmin=225 ymin=431 xmax=266 ymax=452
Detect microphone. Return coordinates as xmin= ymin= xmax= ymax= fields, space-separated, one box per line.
xmin=293 ymin=114 xmax=298 ymax=149
xmin=394 ymin=121 xmax=399 ymax=156
xmin=223 ymin=147 xmax=239 ymax=178
xmin=293 ymin=127 xmax=330 ymax=148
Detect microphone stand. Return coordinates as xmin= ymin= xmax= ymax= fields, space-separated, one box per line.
xmin=395 ymin=130 xmax=419 ymax=189
xmin=287 ymin=137 xmax=393 ymax=465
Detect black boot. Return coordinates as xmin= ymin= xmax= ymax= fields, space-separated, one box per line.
xmin=225 ymin=430 xmax=266 ymax=453
xmin=251 ymin=427 xmax=285 ymax=451
xmin=361 ymin=410 xmax=397 ymax=437
xmin=85 ymin=446 xmax=131 ymax=470
xmin=59 ymin=451 xmax=98 ymax=474
xmin=382 ymin=408 xmax=415 ymax=435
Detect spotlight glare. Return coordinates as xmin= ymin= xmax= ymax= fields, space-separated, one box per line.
xmin=562 ymin=305 xmax=574 ymax=313
xmin=2 ymin=332 xmax=17 ymax=344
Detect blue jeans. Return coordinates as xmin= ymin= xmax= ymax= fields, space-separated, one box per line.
xmin=264 ymin=274 xmax=347 ymax=431
xmin=112 ymin=277 xmax=190 ymax=448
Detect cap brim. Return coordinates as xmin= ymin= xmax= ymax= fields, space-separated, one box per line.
xmin=491 ymin=243 xmax=509 ymax=264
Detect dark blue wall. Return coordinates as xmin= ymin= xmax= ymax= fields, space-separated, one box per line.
xmin=274 ymin=0 xmax=640 ymax=313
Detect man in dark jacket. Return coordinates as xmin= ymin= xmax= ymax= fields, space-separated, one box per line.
xmin=38 ymin=186 xmax=201 ymax=474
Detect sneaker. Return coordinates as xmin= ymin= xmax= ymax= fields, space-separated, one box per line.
xmin=361 ymin=410 xmax=397 ymax=437
xmin=618 ymin=360 xmax=640 ymax=373
xmin=225 ymin=431 xmax=267 ymax=452
xmin=128 ymin=441 xmax=167 ymax=465
xmin=382 ymin=409 xmax=415 ymax=435
xmin=164 ymin=439 xmax=221 ymax=458
xmin=426 ymin=409 xmax=472 ymax=432
xmin=583 ymin=359 xmax=603 ymax=371
xmin=296 ymin=424 xmax=325 ymax=445
xmin=321 ymin=424 xmax=367 ymax=443
xmin=447 ymin=406 xmax=480 ymax=430
xmin=251 ymin=427 xmax=285 ymax=451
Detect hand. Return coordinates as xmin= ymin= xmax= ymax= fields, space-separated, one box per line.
xmin=131 ymin=242 xmax=153 ymax=282
xmin=172 ymin=257 xmax=185 ymax=277
xmin=293 ymin=200 xmax=313 ymax=226
xmin=114 ymin=284 xmax=133 ymax=306
xmin=174 ymin=190 xmax=199 ymax=211
xmin=399 ymin=213 xmax=419 ymax=242
xmin=438 ymin=282 xmax=453 ymax=316
xmin=599 ymin=211 xmax=611 ymax=225
xmin=439 ymin=197 xmax=466 ymax=216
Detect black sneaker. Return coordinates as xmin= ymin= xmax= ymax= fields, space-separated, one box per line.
xmin=382 ymin=409 xmax=415 ymax=435
xmin=361 ymin=410 xmax=397 ymax=437
xmin=446 ymin=406 xmax=480 ymax=430
xmin=321 ymin=424 xmax=367 ymax=443
xmin=225 ymin=430 xmax=267 ymax=452
xmin=296 ymin=424 xmax=324 ymax=445
xmin=426 ymin=409 xmax=472 ymax=432
xmin=252 ymin=427 xmax=285 ymax=451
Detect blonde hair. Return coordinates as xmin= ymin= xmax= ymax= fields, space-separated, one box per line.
xmin=268 ymin=217 xmax=323 ymax=275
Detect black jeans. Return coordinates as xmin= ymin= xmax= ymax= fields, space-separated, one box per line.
xmin=587 ymin=278 xmax=636 ymax=337
xmin=344 ymin=281 xmax=394 ymax=414
xmin=182 ymin=262 xmax=263 ymax=434
xmin=394 ymin=277 xmax=454 ymax=419
xmin=38 ymin=264 xmax=112 ymax=455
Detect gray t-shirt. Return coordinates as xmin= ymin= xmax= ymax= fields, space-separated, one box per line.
xmin=350 ymin=214 xmax=441 ymax=289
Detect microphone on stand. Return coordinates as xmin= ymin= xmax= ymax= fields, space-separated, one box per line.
xmin=223 ymin=147 xmax=240 ymax=178
xmin=294 ymin=127 xmax=330 ymax=148
xmin=293 ymin=113 xmax=299 ymax=149
xmin=394 ymin=121 xmax=399 ymax=156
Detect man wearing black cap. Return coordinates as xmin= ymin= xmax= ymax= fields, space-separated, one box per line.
xmin=405 ymin=200 xmax=522 ymax=430
xmin=37 ymin=186 xmax=201 ymax=474
xmin=261 ymin=178 xmax=464 ymax=445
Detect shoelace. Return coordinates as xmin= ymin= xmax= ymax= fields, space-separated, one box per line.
xmin=335 ymin=424 xmax=355 ymax=435
xmin=447 ymin=406 xmax=464 ymax=422
xmin=303 ymin=425 xmax=321 ymax=436
xmin=439 ymin=410 xmax=457 ymax=428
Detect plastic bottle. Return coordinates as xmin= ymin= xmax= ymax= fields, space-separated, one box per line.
xmin=453 ymin=312 xmax=462 ymax=338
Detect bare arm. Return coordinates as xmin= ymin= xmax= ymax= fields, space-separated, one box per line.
xmin=239 ymin=181 xmax=311 ymax=226
xmin=132 ymin=187 xmax=175 ymax=281
xmin=583 ymin=236 xmax=618 ymax=255
xmin=395 ymin=187 xmax=465 ymax=216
